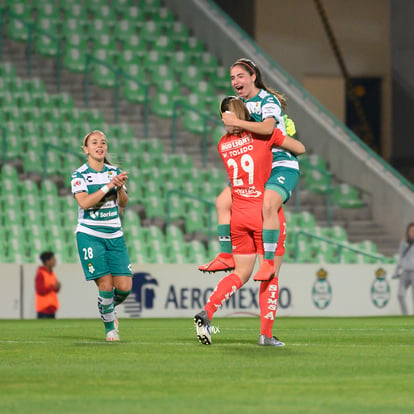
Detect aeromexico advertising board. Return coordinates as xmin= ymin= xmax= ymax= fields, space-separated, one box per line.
xmin=0 ymin=263 xmax=402 ymax=319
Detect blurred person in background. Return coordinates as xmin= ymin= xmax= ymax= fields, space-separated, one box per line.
xmin=35 ymin=251 xmax=61 ymax=319
xmin=393 ymin=222 xmax=414 ymax=315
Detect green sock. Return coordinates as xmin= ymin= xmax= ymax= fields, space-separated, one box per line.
xmin=98 ymin=289 xmax=115 ymax=334
xmin=263 ymin=229 xmax=279 ymax=260
xmin=114 ymin=288 xmax=131 ymax=307
xmin=218 ymin=224 xmax=232 ymax=254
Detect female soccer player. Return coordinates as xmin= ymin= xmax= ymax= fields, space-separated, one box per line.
xmin=199 ymin=58 xmax=301 ymax=283
xmin=194 ymin=97 xmax=305 ymax=346
xmin=71 ymin=130 xmax=132 ymax=341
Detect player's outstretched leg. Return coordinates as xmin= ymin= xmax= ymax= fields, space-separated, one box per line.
xmin=198 ymin=253 xmax=235 ymax=273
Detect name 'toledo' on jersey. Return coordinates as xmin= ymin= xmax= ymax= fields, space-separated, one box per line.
xmin=220 ymin=134 xmax=254 ymax=158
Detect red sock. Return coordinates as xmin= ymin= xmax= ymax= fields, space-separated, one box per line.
xmin=204 ymin=273 xmax=242 ymax=320
xmin=259 ymin=277 xmax=279 ymax=337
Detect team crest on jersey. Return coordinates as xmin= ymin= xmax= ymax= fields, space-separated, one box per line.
xmin=108 ymin=170 xmax=115 ymax=178
xmin=88 ymin=263 xmax=95 ymax=274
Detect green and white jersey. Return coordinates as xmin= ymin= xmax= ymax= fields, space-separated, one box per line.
xmin=71 ymin=162 xmax=125 ymax=239
xmin=243 ymin=89 xmax=299 ymax=172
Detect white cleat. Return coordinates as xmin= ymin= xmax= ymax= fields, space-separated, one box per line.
xmin=106 ymin=329 xmax=120 ymax=342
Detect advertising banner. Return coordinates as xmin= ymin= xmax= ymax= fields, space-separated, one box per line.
xmin=14 ymin=263 xmax=402 ymax=320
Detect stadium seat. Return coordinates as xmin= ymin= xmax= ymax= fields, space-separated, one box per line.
xmin=122 ymin=78 xmax=150 ymax=104
xmin=332 ymin=184 xmax=365 ymax=208
xmin=151 ymin=92 xmax=175 ymax=118
xmin=63 ymin=47 xmax=87 ymax=73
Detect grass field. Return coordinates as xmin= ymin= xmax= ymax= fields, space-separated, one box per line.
xmin=0 ymin=316 xmax=413 ymax=414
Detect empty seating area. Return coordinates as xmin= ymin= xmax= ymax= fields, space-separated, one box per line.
xmin=0 ymin=1 xmax=396 ymax=265
xmin=3 ymin=0 xmax=232 ymax=132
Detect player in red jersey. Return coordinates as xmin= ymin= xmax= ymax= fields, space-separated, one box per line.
xmin=194 ymin=97 xmax=305 ymax=346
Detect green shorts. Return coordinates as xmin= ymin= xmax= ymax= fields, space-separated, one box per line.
xmin=76 ymin=232 xmax=132 ymax=281
xmin=265 ymin=167 xmax=300 ymax=203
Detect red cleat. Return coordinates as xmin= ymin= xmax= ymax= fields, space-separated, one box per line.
xmin=253 ymin=261 xmax=276 ymax=282
xmin=198 ymin=253 xmax=235 ymax=273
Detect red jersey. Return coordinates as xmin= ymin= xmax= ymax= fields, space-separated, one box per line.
xmin=218 ymin=129 xmax=285 ymax=211
xmin=217 ymin=129 xmax=285 ymax=254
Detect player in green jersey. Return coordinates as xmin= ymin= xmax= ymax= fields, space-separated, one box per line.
xmin=71 ymin=130 xmax=132 ymax=342
xmin=199 ymin=58 xmax=301 ymax=283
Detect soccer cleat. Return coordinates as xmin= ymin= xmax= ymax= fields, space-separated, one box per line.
xmin=194 ymin=310 xmax=212 ymax=345
xmin=253 ymin=261 xmax=276 ymax=281
xmin=198 ymin=253 xmax=235 ymax=273
xmin=258 ymin=334 xmax=285 ymax=347
xmin=106 ymin=329 xmax=120 ymax=342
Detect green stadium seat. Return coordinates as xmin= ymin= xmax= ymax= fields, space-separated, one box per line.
xmin=88 ymin=4 xmax=117 ymax=22
xmin=34 ymin=33 xmax=60 ymax=58
xmin=179 ymin=65 xmax=204 ymax=88
xmin=121 ymin=62 xmax=145 ymax=79
xmin=329 ymin=225 xmax=348 ymax=242
xmin=7 ymin=16 xmax=30 ymax=41
xmin=122 ymin=35 xmax=147 ymax=58
xmin=139 ymin=21 xmax=162 ymax=42
xmin=169 ymin=50 xmax=192 ymax=72
xmin=199 ymin=52 xmax=219 ymax=75
xmin=63 ymin=47 xmax=87 ymax=72
xmin=113 ymin=20 xmax=137 ymax=41
xmin=92 ymin=64 xmax=117 ymax=88
xmin=151 ymin=92 xmax=175 ymax=118
xmin=152 ymin=35 xmax=175 ymax=53
xmin=122 ymin=79 xmax=150 ymax=104
xmin=118 ymin=5 xmax=147 ymax=22
xmin=142 ymin=50 xmax=168 ymax=70
xmin=181 ymin=36 xmax=204 ymax=55
xmin=182 ymin=111 xmax=208 ymax=135
xmin=167 ymin=21 xmax=190 ymax=45
xmin=304 ymin=169 xmax=331 ymax=194
xmin=60 ymin=18 xmax=85 ymax=39
xmin=63 ymin=3 xmax=88 ymax=20
xmin=0 ymin=62 xmax=17 ymax=79
xmin=332 ymin=184 xmax=365 ymax=208
xmin=211 ymin=125 xmax=226 ymax=145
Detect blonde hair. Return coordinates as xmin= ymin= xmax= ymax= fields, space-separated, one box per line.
xmin=227 ymin=99 xmax=250 ymax=123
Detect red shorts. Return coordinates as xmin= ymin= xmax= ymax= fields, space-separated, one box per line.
xmin=230 ymin=205 xmax=287 ymax=256
xmin=231 ymin=203 xmax=264 ymax=255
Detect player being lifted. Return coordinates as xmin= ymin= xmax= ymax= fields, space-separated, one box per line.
xmin=199 ymin=58 xmax=301 ymax=284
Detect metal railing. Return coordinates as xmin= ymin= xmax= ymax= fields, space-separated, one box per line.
xmin=1 ymin=126 xmax=6 ymax=165
xmin=294 ymin=230 xmax=387 ymax=263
